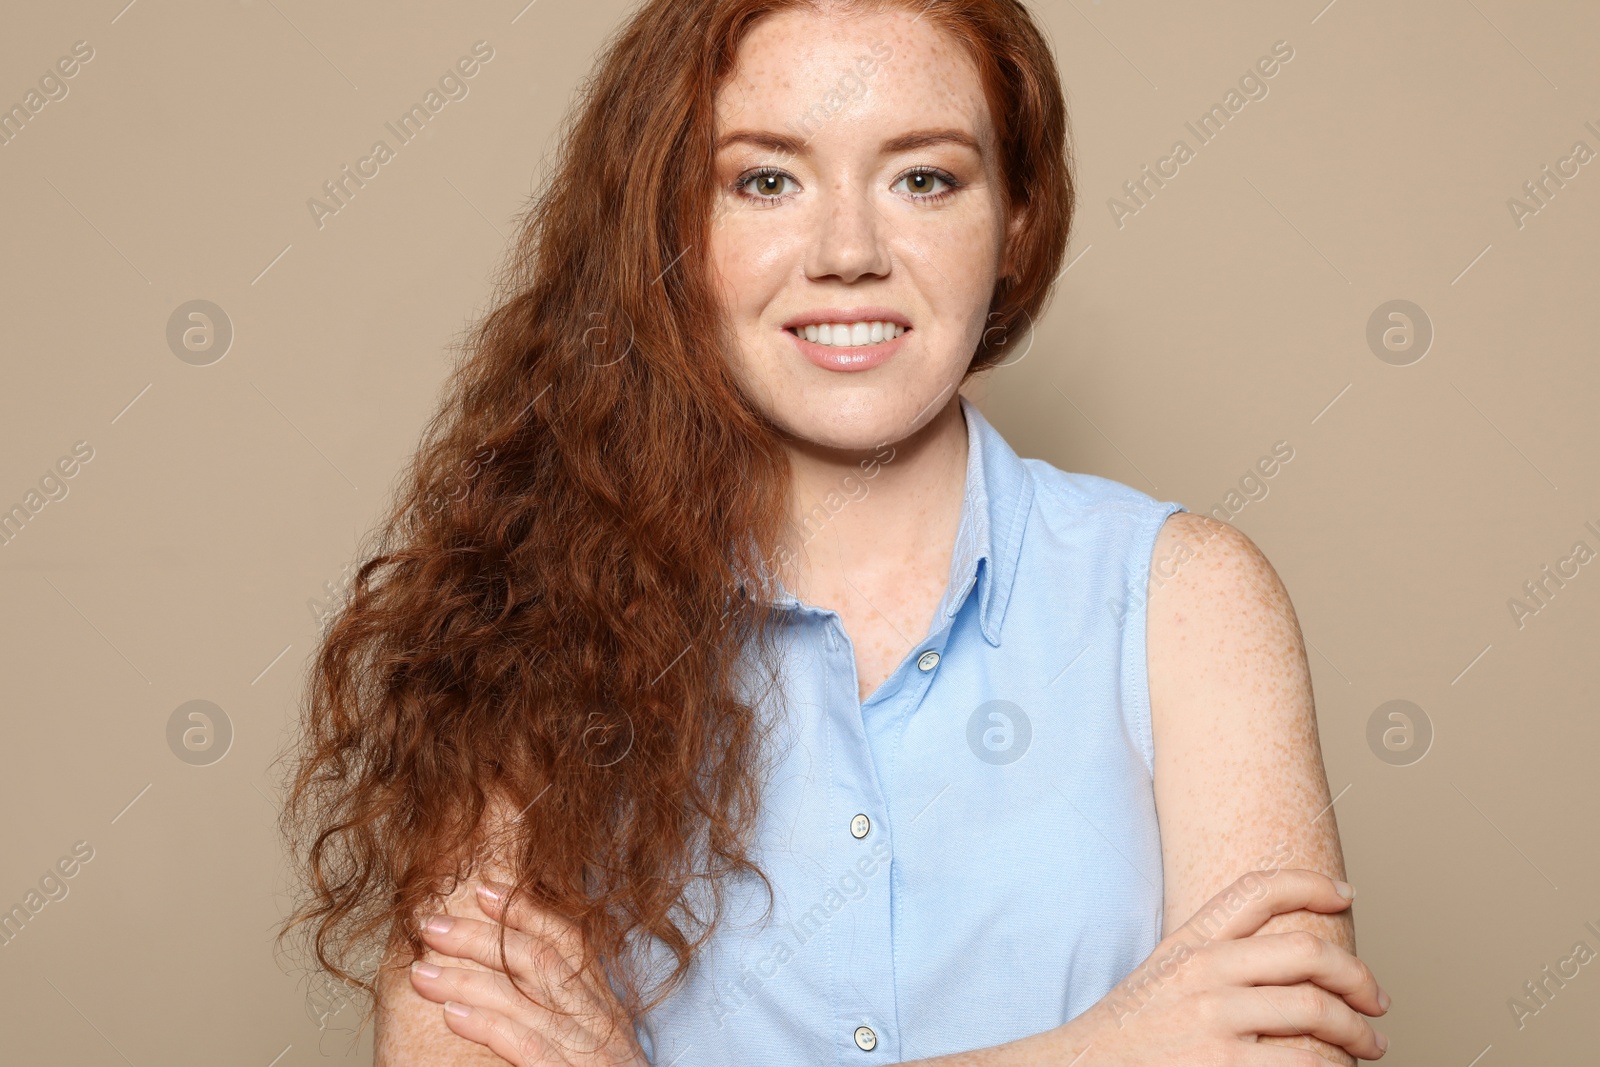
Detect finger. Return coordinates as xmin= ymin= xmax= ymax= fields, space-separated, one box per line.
xmin=477 ymin=882 xmax=589 ymax=966
xmin=437 ymin=999 xmax=561 ymax=1067
xmin=1175 ymin=869 xmax=1355 ymax=944
xmin=409 ymin=958 xmax=567 ymax=1020
xmin=419 ymin=911 xmax=565 ymax=980
xmin=1209 ymin=931 xmax=1387 ymax=1016
xmin=441 ymin=997 xmax=633 ymax=1067
xmin=477 ymin=883 xmax=618 ymax=1007
xmin=1233 ymin=983 xmax=1388 ymax=1060
xmin=1238 ymin=1048 xmax=1346 ymax=1067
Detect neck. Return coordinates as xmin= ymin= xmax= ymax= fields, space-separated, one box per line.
xmin=775 ymin=393 xmax=970 ymax=604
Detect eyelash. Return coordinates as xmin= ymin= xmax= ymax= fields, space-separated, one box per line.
xmin=731 ymin=165 xmax=962 ymax=208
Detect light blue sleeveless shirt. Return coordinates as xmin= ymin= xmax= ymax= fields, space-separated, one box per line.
xmin=631 ymin=396 xmax=1188 ymax=1065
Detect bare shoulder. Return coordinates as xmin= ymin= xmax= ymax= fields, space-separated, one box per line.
xmin=372 ymin=793 xmax=523 ymax=1066
xmin=1148 ymin=510 xmax=1288 ymax=617
xmin=1145 ymin=510 xmax=1307 ymax=722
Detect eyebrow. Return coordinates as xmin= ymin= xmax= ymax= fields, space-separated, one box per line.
xmin=714 ymin=127 xmax=982 ymax=157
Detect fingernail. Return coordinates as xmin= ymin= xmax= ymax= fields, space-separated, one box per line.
xmin=444 ymin=1001 xmax=472 ymax=1018
xmin=421 ymin=914 xmax=454 ymax=935
xmin=476 ymin=882 xmax=505 ymax=907
xmin=411 ymin=961 xmax=440 ymax=979
xmin=1375 ymin=1030 xmax=1389 ymax=1052
xmin=1377 ymin=987 xmax=1391 ymax=1012
xmin=1334 ymin=880 xmax=1356 ymax=899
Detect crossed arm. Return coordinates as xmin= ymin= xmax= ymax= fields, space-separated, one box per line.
xmin=374 ymin=512 xmax=1367 ymax=1065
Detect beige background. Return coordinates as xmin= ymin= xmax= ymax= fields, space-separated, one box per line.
xmin=2 ymin=0 xmax=1597 ymax=1064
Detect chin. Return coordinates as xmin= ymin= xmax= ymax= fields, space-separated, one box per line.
xmin=770 ymin=382 xmax=947 ymax=453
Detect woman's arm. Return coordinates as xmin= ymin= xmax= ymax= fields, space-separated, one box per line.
xmin=1146 ymin=511 xmax=1372 ymax=1064
xmin=374 ymin=866 xmax=516 ymax=1065
xmin=372 ymin=790 xmax=645 ymax=1067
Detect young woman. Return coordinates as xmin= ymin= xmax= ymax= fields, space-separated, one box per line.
xmin=277 ymin=1 xmax=1390 ymax=1064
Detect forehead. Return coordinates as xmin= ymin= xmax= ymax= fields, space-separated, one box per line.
xmin=715 ymin=8 xmax=992 ymax=145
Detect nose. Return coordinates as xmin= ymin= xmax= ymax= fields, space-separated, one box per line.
xmin=803 ymin=171 xmax=891 ymax=284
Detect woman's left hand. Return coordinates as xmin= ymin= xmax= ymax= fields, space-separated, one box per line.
xmin=411 ymin=882 xmax=648 ymax=1066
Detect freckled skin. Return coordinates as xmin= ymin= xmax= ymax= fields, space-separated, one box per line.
xmin=708 ymin=7 xmax=1023 ymax=701
xmin=1147 ymin=511 xmax=1358 ymax=1065
xmin=709 ymin=7 xmax=1020 ymax=449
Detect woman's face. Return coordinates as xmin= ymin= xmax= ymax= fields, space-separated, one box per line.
xmin=708 ymin=7 xmax=1019 ymax=452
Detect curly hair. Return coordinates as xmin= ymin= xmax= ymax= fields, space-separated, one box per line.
xmin=273 ymin=0 xmax=1074 ymax=1035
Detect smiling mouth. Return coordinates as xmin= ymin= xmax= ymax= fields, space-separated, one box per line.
xmin=785 ymin=320 xmax=909 ymax=347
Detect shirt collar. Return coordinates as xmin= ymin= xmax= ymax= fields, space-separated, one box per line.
xmin=744 ymin=395 xmax=1034 ymax=647
xmin=932 ymin=394 xmax=1034 ymax=646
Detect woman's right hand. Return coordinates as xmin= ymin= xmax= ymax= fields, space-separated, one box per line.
xmin=1046 ymin=869 xmax=1389 ymax=1065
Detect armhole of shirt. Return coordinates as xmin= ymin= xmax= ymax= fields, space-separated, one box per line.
xmin=1124 ymin=500 xmax=1189 ymax=779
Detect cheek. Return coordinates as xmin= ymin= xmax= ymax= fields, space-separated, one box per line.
xmin=709 ymin=217 xmax=794 ymax=315
xmin=903 ymin=212 xmax=1003 ymax=343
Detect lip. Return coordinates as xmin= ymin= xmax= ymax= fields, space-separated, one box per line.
xmin=786 ymin=322 xmax=910 ymax=373
xmin=780 ymin=307 xmax=912 ymax=330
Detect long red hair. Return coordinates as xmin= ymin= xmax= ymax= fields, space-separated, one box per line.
xmin=275 ymin=0 xmax=1073 ymax=1030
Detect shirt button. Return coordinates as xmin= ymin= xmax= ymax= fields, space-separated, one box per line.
xmin=916 ymin=650 xmax=940 ymax=672
xmin=850 ymin=813 xmax=870 ymax=839
xmin=853 ymin=1025 xmax=878 ymax=1051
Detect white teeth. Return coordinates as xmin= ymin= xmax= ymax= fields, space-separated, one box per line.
xmin=791 ymin=320 xmax=906 ymax=347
